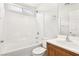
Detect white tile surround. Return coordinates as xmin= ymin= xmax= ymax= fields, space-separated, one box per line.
xmin=0 ymin=4 xmax=41 ymax=54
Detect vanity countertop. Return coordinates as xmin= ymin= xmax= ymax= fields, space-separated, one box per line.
xmin=47 ymin=36 xmax=79 ymax=54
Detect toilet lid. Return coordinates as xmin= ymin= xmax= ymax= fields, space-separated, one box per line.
xmin=32 ymin=47 xmax=46 ymax=54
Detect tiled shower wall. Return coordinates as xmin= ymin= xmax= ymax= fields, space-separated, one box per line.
xmin=0 ymin=3 xmax=41 ymax=51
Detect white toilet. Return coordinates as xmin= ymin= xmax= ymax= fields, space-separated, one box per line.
xmin=32 ymin=39 xmax=47 ymax=56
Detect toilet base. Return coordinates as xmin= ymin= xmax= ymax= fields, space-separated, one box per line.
xmin=32 ymin=52 xmax=45 ymax=56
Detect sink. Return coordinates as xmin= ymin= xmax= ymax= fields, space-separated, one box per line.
xmin=56 ymin=39 xmax=79 ymax=51
xmin=57 ymin=40 xmax=72 ymax=45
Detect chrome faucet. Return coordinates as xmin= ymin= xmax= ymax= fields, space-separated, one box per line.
xmin=66 ymin=32 xmax=72 ymax=42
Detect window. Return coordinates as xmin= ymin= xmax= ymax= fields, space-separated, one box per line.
xmin=6 ymin=4 xmax=22 ymax=13
xmin=6 ymin=4 xmax=35 ymax=16
xmin=22 ymin=8 xmax=34 ymax=15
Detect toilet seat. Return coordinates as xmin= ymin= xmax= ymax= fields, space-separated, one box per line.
xmin=32 ymin=47 xmax=46 ymax=55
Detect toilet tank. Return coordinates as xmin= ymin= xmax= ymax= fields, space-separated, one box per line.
xmin=42 ymin=37 xmax=49 ymax=48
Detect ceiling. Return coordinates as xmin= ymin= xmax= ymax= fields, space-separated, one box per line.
xmin=16 ymin=3 xmax=40 ymax=8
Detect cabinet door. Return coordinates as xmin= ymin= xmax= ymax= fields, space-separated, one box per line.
xmin=47 ymin=43 xmax=55 ymax=56
xmin=47 ymin=43 xmax=72 ymax=56
xmin=54 ymin=47 xmax=72 ymax=56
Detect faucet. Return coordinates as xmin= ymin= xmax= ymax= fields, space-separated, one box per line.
xmin=66 ymin=32 xmax=72 ymax=42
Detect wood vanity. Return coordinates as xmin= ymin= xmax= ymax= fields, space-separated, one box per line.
xmin=47 ymin=42 xmax=79 ymax=56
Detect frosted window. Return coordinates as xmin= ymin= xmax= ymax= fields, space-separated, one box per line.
xmin=7 ymin=4 xmax=22 ymax=13
xmin=23 ymin=8 xmax=34 ymax=15
xmin=6 ymin=4 xmax=35 ymax=15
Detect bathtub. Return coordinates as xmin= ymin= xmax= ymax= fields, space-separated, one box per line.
xmin=0 ymin=39 xmax=41 ymax=56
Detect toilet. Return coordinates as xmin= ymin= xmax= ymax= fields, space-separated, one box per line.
xmin=32 ymin=39 xmax=47 ymax=56
xmin=32 ymin=47 xmax=46 ymax=56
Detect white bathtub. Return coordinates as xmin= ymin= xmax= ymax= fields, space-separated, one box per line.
xmin=0 ymin=39 xmax=41 ymax=56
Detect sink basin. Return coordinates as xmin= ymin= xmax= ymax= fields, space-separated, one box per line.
xmin=57 ymin=40 xmax=72 ymax=45
xmin=56 ymin=39 xmax=79 ymax=51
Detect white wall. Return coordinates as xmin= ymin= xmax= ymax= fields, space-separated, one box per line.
xmin=44 ymin=12 xmax=58 ymax=38
xmin=0 ymin=4 xmax=5 ymax=41
xmin=36 ymin=4 xmax=58 ymax=38
xmin=37 ymin=5 xmax=58 ymax=39
xmin=36 ymin=8 xmax=58 ymax=38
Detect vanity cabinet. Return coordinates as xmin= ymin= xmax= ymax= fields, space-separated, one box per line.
xmin=47 ymin=43 xmax=79 ymax=56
